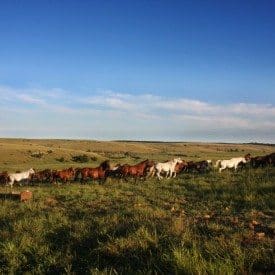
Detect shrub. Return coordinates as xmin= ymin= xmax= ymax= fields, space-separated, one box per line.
xmin=56 ymin=157 xmax=65 ymax=162
xmin=30 ymin=152 xmax=44 ymax=158
xmin=71 ymin=154 xmax=90 ymax=163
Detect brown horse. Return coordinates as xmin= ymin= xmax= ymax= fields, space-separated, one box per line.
xmin=104 ymin=164 xmax=122 ymax=179
xmin=31 ymin=169 xmax=53 ymax=184
xmin=268 ymin=153 xmax=275 ymax=166
xmin=52 ymin=167 xmax=76 ymax=184
xmin=174 ymin=160 xmax=188 ymax=174
xmin=119 ymin=159 xmax=155 ymax=179
xmin=186 ymin=160 xmax=210 ymax=173
xmin=75 ymin=160 xmax=111 ymax=182
xmin=251 ymin=152 xmax=275 ymax=168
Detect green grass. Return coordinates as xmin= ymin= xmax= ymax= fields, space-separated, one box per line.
xmin=0 ymin=138 xmax=273 ymax=171
xmin=0 ymin=168 xmax=274 ymax=274
xmin=0 ymin=138 xmax=274 ymax=273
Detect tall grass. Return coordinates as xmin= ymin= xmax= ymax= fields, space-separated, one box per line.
xmin=0 ymin=166 xmax=274 ymax=274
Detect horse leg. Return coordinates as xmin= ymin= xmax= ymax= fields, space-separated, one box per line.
xmin=156 ymin=170 xmax=162 ymax=180
xmin=99 ymin=177 xmax=105 ymax=184
xmin=123 ymin=175 xmax=128 ymax=182
xmin=9 ymin=180 xmax=14 ymax=188
xmin=104 ymin=175 xmax=109 ymax=184
xmin=81 ymin=175 xmax=86 ymax=184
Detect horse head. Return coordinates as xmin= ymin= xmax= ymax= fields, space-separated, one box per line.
xmin=68 ymin=167 xmax=76 ymax=175
xmin=100 ymin=160 xmax=111 ymax=171
xmin=174 ymin=158 xmax=183 ymax=164
xmin=146 ymin=160 xmax=155 ymax=167
xmin=29 ymin=168 xmax=35 ymax=174
xmin=244 ymin=153 xmax=251 ymax=162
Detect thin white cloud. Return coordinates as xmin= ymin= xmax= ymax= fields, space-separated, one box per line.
xmin=0 ymin=85 xmax=274 ymax=142
xmin=17 ymin=94 xmax=46 ymax=105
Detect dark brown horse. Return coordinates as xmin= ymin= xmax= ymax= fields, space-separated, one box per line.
xmin=52 ymin=167 xmax=76 ymax=184
xmin=186 ymin=160 xmax=210 ymax=173
xmin=251 ymin=152 xmax=275 ymax=168
xmin=75 ymin=160 xmax=111 ymax=182
xmin=119 ymin=159 xmax=155 ymax=179
xmin=268 ymin=153 xmax=275 ymax=166
xmin=31 ymin=169 xmax=53 ymax=184
xmin=104 ymin=164 xmax=123 ymax=179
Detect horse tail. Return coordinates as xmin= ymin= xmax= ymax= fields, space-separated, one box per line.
xmin=145 ymin=165 xmax=155 ymax=178
xmin=7 ymin=175 xmax=11 ymax=186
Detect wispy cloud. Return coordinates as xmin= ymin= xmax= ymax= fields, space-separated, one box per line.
xmin=0 ymin=85 xmax=274 ymax=142
xmin=17 ymin=94 xmax=46 ymax=105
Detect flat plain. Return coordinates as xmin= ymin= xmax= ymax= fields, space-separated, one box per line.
xmin=0 ymin=138 xmax=274 ymax=274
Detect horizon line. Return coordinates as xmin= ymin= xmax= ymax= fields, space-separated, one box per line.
xmin=0 ymin=137 xmax=274 ymax=146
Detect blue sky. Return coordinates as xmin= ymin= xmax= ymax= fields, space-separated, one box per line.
xmin=0 ymin=0 xmax=275 ymax=142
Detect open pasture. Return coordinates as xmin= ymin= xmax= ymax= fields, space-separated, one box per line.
xmin=0 ymin=139 xmax=274 ymax=274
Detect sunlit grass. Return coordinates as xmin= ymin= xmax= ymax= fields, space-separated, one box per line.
xmin=0 ymin=139 xmax=274 ymax=273
xmin=0 ymin=166 xmax=274 ymax=273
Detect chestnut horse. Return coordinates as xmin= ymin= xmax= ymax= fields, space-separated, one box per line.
xmin=52 ymin=167 xmax=76 ymax=184
xmin=174 ymin=160 xmax=188 ymax=175
xmin=119 ymin=159 xmax=154 ymax=179
xmin=75 ymin=160 xmax=111 ymax=182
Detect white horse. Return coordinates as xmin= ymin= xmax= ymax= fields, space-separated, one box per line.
xmin=214 ymin=160 xmax=221 ymax=168
xmin=8 ymin=168 xmax=35 ymax=187
xmin=155 ymin=158 xmax=183 ymax=179
xmin=216 ymin=157 xmax=247 ymax=173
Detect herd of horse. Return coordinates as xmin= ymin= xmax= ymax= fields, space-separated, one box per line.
xmin=0 ymin=152 xmax=274 ymax=187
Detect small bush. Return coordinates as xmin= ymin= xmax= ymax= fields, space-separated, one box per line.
xmin=56 ymin=157 xmax=65 ymax=162
xmin=228 ymin=148 xmax=239 ymax=152
xmin=72 ymin=154 xmax=89 ymax=163
xmin=31 ymin=152 xmax=44 ymax=158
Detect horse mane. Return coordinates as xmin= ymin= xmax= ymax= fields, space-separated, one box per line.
xmin=99 ymin=160 xmax=111 ymax=170
xmin=244 ymin=153 xmax=251 ymax=161
xmin=139 ymin=159 xmax=149 ymax=164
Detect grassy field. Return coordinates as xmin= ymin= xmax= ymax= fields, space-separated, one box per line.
xmin=0 ymin=138 xmax=274 ymax=274
xmin=0 ymin=138 xmax=274 ymax=171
